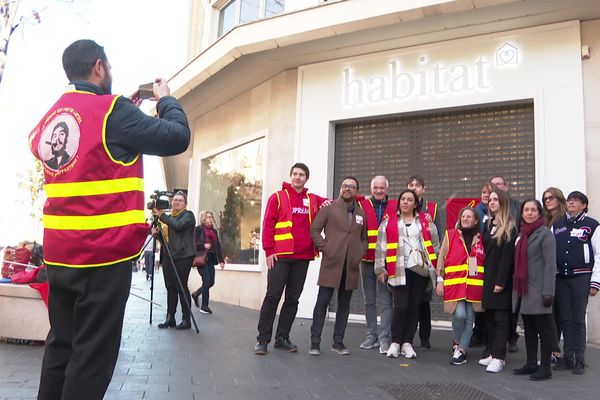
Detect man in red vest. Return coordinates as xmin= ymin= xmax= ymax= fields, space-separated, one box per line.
xmin=255 ymin=163 xmax=329 ymax=355
xmin=29 ymin=40 xmax=190 ymax=400
xmin=357 ymin=176 xmax=395 ymax=354
xmin=407 ymin=175 xmax=439 ymax=350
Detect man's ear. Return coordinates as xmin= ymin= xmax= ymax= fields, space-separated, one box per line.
xmin=90 ymin=59 xmax=104 ymax=80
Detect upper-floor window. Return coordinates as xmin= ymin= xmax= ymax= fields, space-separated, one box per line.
xmin=218 ymin=0 xmax=285 ymax=37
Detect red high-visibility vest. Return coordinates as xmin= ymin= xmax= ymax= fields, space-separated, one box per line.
xmin=29 ymin=90 xmax=147 ymax=267
xmin=358 ymin=198 xmax=397 ymax=261
xmin=442 ymin=229 xmax=485 ymax=303
xmin=273 ymin=188 xmax=319 ymax=256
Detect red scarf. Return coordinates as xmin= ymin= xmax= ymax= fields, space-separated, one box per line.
xmin=514 ymin=217 xmax=544 ymax=295
xmin=203 ymin=224 xmax=218 ymax=245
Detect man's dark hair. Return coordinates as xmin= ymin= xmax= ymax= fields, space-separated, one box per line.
xmin=490 ymin=175 xmax=507 ymax=185
xmin=53 ymin=121 xmax=69 ymax=138
xmin=406 ymin=175 xmax=425 ymax=187
xmin=289 ymin=162 xmax=310 ymax=179
xmin=62 ymin=39 xmax=108 ymax=82
xmin=341 ymin=176 xmax=359 ymax=191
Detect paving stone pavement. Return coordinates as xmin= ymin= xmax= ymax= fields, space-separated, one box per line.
xmin=1 ymin=269 xmax=599 ymax=400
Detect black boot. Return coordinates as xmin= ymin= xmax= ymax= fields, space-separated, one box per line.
xmin=176 ymin=319 xmax=191 ymax=330
xmin=192 ymin=291 xmax=200 ymax=308
xmin=157 ymin=313 xmax=176 ymax=329
xmin=530 ymin=366 xmax=552 ymax=380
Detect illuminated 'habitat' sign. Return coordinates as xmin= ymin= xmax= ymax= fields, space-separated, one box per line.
xmin=342 ymin=43 xmax=519 ymax=106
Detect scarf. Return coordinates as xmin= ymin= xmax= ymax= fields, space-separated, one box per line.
xmin=459 ymin=225 xmax=479 ymax=254
xmin=514 ymin=216 xmax=544 ymax=296
xmin=203 ymin=224 xmax=218 ymax=246
xmin=161 ymin=208 xmax=186 ymax=243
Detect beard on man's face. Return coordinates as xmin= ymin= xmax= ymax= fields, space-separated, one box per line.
xmin=101 ymin=72 xmax=112 ymax=94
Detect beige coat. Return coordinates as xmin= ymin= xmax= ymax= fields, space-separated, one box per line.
xmin=310 ymin=199 xmax=368 ymax=289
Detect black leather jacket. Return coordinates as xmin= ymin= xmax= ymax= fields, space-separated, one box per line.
xmin=159 ymin=210 xmax=196 ymax=260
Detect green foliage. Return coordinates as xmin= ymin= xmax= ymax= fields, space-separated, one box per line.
xmin=17 ymin=159 xmax=45 ymax=221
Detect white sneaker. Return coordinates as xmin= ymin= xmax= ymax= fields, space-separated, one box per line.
xmin=386 ymin=342 xmax=400 ymax=358
xmin=485 ymin=358 xmax=505 ymax=373
xmin=478 ymin=355 xmax=493 ymax=366
xmin=401 ymin=342 xmax=417 ymax=359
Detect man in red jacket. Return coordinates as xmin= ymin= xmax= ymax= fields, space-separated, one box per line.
xmin=255 ymin=163 xmax=328 ymax=354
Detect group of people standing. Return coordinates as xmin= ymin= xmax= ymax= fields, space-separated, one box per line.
xmin=254 ymin=163 xmax=600 ymax=382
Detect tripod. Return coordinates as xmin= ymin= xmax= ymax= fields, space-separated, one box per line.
xmin=147 ymin=215 xmax=200 ymax=334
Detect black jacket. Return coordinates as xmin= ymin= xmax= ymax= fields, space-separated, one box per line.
xmin=73 ymin=82 xmax=190 ymax=162
xmin=195 ymin=225 xmax=225 ymax=264
xmin=482 ymin=220 xmax=517 ymax=310
xmin=159 ymin=210 xmax=196 ymax=260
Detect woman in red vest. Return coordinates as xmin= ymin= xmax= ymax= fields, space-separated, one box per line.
xmin=478 ymin=187 xmax=517 ymax=373
xmin=374 ymin=189 xmax=439 ymax=360
xmin=436 ymin=207 xmax=485 ymax=365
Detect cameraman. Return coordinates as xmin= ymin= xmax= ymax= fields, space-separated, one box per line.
xmin=30 ymin=39 xmax=190 ymax=400
xmin=152 ymin=191 xmax=196 ymax=330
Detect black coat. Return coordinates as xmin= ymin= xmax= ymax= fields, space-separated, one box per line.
xmin=195 ymin=225 xmax=225 ymax=264
xmin=482 ymin=221 xmax=517 ymax=310
xmin=159 ymin=210 xmax=196 ymax=260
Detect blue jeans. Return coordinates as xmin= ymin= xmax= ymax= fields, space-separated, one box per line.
xmin=360 ymin=261 xmax=393 ymax=344
xmin=198 ymin=263 xmax=215 ymax=307
xmin=451 ymin=300 xmax=475 ymax=350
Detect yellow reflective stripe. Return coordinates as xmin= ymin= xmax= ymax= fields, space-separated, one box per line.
xmin=445 ymin=264 xmax=468 ymax=273
xmin=367 ymin=243 xmax=376 ymax=249
xmin=428 ymin=253 xmax=437 ymax=260
xmin=477 ymin=266 xmax=484 ymax=273
xmin=444 ymin=277 xmax=467 ymax=286
xmin=386 ymin=243 xmax=398 ymax=249
xmin=424 ymin=240 xmax=432 ymax=246
xmin=466 ymin=278 xmax=484 ymax=286
xmin=45 ymin=250 xmax=142 ymax=268
xmin=44 ymin=177 xmax=144 ymax=198
xmin=367 ymin=230 xmax=378 ymax=236
xmin=275 ymin=221 xmax=292 ymax=229
xmin=43 ymin=210 xmax=145 ymax=230
xmin=386 ymin=256 xmax=397 ymax=263
xmin=274 ymin=233 xmax=293 ymax=241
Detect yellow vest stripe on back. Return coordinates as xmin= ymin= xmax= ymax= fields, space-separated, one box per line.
xmin=44 ymin=177 xmax=144 ymax=198
xmin=43 ymin=209 xmax=145 ymax=230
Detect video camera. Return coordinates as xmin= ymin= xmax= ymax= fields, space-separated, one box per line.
xmin=146 ymin=190 xmax=174 ymax=210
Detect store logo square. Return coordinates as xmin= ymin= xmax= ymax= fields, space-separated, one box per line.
xmin=496 ymin=43 xmax=519 ymax=66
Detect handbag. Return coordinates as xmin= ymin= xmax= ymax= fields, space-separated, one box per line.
xmin=407 ymin=248 xmax=433 ymax=277
xmin=193 ymin=251 xmax=207 ymax=267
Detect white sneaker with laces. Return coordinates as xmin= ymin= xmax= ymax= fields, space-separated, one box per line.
xmin=485 ymin=358 xmax=505 ymax=373
xmin=478 ymin=355 xmax=493 ymax=366
xmin=401 ymin=342 xmax=417 ymax=359
xmin=386 ymin=342 xmax=400 ymax=358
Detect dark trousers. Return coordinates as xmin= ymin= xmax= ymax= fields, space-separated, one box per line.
xmin=509 ymin=310 xmax=520 ymax=343
xmin=556 ymin=274 xmax=591 ymax=362
xmin=390 ymin=270 xmax=428 ymax=344
xmin=310 ymin=286 xmax=353 ymax=345
xmin=522 ymin=313 xmax=557 ymax=370
xmin=484 ymin=308 xmax=510 ymax=360
xmin=257 ymin=258 xmax=309 ymax=342
xmin=196 ymin=260 xmax=216 ymax=307
xmin=163 ymin=255 xmax=193 ymax=321
xmin=38 ymin=261 xmax=133 ymax=400
xmin=552 ymin=302 xmax=562 ymax=353
xmin=472 ymin=311 xmax=485 ymax=342
xmin=418 ymin=300 xmax=431 ymax=341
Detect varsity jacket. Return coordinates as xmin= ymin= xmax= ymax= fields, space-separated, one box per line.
xmin=553 ymin=212 xmax=600 ymax=290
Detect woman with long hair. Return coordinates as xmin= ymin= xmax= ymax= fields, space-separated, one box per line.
xmin=436 ymin=207 xmax=484 ymax=365
xmin=542 ymin=187 xmax=567 ymax=228
xmin=512 ymin=199 xmax=557 ymax=381
xmin=479 ymin=187 xmax=517 ymax=373
xmin=375 ymin=189 xmax=439 ymax=360
xmin=542 ymin=187 xmax=566 ymax=366
xmin=192 ymin=210 xmax=225 ymax=314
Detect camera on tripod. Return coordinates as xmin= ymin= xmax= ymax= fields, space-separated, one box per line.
xmin=146 ymin=190 xmax=174 ymax=210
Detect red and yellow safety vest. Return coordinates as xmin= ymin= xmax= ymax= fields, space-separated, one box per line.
xmin=28 ymin=90 xmax=147 ymax=267
xmin=442 ymin=229 xmax=485 ymax=303
xmin=383 ymin=212 xmax=437 ymax=277
xmin=358 ymin=198 xmax=397 ymax=261
xmin=425 ymin=200 xmax=437 ymax=221
xmin=273 ymin=188 xmax=319 ymax=256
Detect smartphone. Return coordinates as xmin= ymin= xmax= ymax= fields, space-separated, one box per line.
xmin=138 ymin=82 xmax=154 ymax=100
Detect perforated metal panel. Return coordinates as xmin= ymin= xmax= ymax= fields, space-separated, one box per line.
xmin=331 ymin=101 xmax=535 ymax=317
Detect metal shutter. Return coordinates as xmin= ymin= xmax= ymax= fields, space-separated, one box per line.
xmin=332 ymin=101 xmax=535 ymax=318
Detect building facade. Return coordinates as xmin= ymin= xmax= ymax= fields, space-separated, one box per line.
xmin=166 ymin=0 xmax=600 ymax=342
